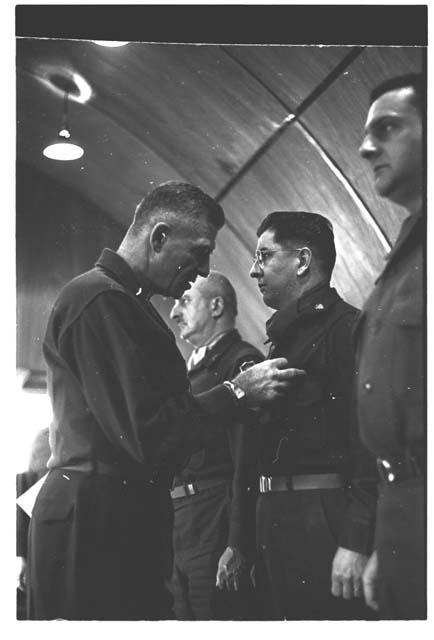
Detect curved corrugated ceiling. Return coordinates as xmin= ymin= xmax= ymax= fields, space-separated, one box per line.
xmin=16 ymin=39 xmax=423 ymax=366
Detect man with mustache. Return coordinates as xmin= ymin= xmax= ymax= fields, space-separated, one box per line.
xmin=170 ymin=271 xmax=262 ymax=619
xmin=357 ymin=73 xmax=425 ymax=618
xmin=26 ymin=182 xmax=301 ymax=620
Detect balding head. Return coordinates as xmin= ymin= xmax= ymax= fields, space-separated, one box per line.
xmin=170 ymin=271 xmax=238 ymax=347
xmin=195 ymin=271 xmax=238 ymax=319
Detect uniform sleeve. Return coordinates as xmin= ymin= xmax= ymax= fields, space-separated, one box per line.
xmin=328 ymin=312 xmax=377 ymax=556
xmin=225 ymin=348 xmax=264 ymax=556
xmin=59 ymin=291 xmax=240 ymax=470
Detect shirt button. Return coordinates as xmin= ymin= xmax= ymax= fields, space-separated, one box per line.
xmin=364 ymin=382 xmax=372 ymax=391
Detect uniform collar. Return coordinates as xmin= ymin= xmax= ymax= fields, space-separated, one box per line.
xmin=95 ymin=248 xmax=153 ymax=300
xmin=266 ymin=282 xmax=338 ymax=345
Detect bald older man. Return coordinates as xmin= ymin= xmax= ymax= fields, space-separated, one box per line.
xmin=170 ymin=272 xmax=263 ymax=619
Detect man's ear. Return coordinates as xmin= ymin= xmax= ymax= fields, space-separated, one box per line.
xmin=297 ymin=247 xmax=312 ymax=276
xmin=210 ymin=296 xmax=224 ymax=318
xmin=150 ymin=223 xmax=170 ymax=253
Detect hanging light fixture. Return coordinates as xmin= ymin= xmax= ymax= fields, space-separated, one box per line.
xmin=43 ymin=89 xmax=84 ymax=161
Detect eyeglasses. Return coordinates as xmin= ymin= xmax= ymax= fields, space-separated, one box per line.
xmin=252 ymin=248 xmax=303 ymax=268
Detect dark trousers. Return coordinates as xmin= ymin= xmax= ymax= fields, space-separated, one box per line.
xmin=171 ymin=484 xmax=255 ymax=620
xmin=256 ymin=490 xmax=375 ymax=620
xmin=376 ymin=479 xmax=426 ymax=619
xmin=27 ymin=469 xmax=174 ymax=620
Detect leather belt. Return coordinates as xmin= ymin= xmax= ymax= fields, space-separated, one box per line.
xmin=377 ymin=455 xmax=424 ymax=484
xmin=60 ymin=461 xmax=118 ymax=476
xmin=259 ymin=473 xmax=345 ymax=493
xmin=57 ymin=461 xmax=167 ymax=488
xmin=171 ymin=478 xmax=227 ymax=499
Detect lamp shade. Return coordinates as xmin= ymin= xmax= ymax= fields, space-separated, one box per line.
xmin=92 ymin=41 xmax=129 ymax=47
xmin=43 ymin=140 xmax=84 ymax=161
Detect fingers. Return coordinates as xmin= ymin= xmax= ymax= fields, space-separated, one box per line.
xmin=363 ymin=572 xmax=379 ymax=611
xmin=216 ymin=565 xmax=239 ymax=591
xmin=362 ymin=551 xmax=379 ymax=611
xmin=332 ymin=577 xmax=354 ymax=600
xmin=364 ymin=581 xmax=379 ymax=611
xmin=216 ymin=566 xmax=225 ymax=590
xmin=268 ymin=357 xmax=289 ymax=369
xmin=353 ymin=576 xmax=363 ymax=599
xmin=332 ymin=574 xmax=362 ymax=600
xmin=331 ymin=574 xmax=342 ymax=598
xmin=276 ymin=367 xmax=306 ymax=380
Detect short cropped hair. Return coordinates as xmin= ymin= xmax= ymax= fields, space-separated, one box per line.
xmin=257 ymin=211 xmax=336 ymax=279
xmin=200 ymin=271 xmax=238 ymax=318
xmin=370 ymin=73 xmax=426 ymax=117
xmin=132 ymin=181 xmax=225 ymax=232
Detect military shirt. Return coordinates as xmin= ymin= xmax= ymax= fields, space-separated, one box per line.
xmin=43 ymin=249 xmax=241 ymax=483
xmin=355 ymin=214 xmax=424 ymax=460
xmin=258 ymin=282 xmax=377 ymax=554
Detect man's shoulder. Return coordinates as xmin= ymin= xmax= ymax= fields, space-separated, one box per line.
xmin=322 ymin=295 xmax=359 ymax=339
xmin=48 ymin=266 xmax=129 ymax=339
xmin=55 ymin=266 xmax=125 ymax=309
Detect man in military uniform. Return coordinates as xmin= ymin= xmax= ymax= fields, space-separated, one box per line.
xmin=170 ymin=271 xmax=263 ymax=619
xmin=249 ymin=211 xmax=377 ymax=620
xmin=27 ymin=182 xmax=301 ymax=620
xmin=357 ymin=74 xmax=425 ymax=618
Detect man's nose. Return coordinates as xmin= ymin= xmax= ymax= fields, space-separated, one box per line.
xmin=249 ymin=259 xmax=261 ymax=279
xmin=359 ymin=134 xmax=378 ymax=160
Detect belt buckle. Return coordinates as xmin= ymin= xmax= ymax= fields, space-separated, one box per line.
xmin=184 ymin=483 xmax=196 ymax=496
xmin=377 ymin=458 xmax=395 ymax=483
xmin=259 ymin=476 xmax=272 ymax=493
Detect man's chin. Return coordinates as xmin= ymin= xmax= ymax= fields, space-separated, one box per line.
xmin=374 ymin=175 xmax=394 ymax=198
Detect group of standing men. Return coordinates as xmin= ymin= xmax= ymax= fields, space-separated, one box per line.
xmin=26 ymin=72 xmax=425 ymax=621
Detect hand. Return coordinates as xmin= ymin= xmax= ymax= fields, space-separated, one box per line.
xmin=331 ymin=546 xmax=369 ymax=599
xmin=233 ymin=358 xmax=306 ymax=405
xmin=17 ymin=556 xmax=26 ymax=592
xmin=216 ymin=546 xmax=246 ymax=591
xmin=362 ymin=551 xmax=380 ymax=611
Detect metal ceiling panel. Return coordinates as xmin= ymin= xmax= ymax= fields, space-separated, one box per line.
xmin=226 ymin=45 xmax=351 ymax=110
xmin=17 ymin=38 xmax=289 ymax=199
xmin=300 ymin=46 xmax=423 ymax=244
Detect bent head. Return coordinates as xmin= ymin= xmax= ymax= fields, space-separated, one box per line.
xmin=250 ymin=211 xmax=336 ymax=311
xmin=359 ymin=73 xmax=424 ymax=214
xmin=170 ymin=271 xmax=237 ymax=347
xmin=123 ymin=182 xmax=225 ymax=298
